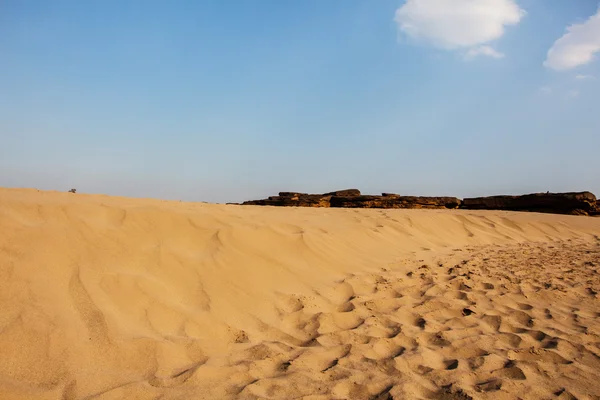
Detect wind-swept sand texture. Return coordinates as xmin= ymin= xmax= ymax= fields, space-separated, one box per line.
xmin=1 ymin=188 xmax=600 ymax=399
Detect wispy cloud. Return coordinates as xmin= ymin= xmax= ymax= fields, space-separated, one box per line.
xmin=544 ymin=7 xmax=600 ymax=70
xmin=465 ymin=45 xmax=505 ymax=60
xmin=394 ymin=0 xmax=525 ymax=59
xmin=575 ymin=74 xmax=596 ymax=80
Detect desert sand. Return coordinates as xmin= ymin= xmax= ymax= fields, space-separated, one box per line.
xmin=1 ymin=187 xmax=599 ymax=400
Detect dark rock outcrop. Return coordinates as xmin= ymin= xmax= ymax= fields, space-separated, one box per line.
xmin=330 ymin=194 xmax=461 ymax=209
xmin=242 ymin=189 xmax=599 ymax=216
xmin=278 ymin=192 xmax=309 ymax=197
xmin=242 ymin=190 xmax=461 ymax=210
xmin=324 ymin=189 xmax=361 ymax=197
xmin=461 ymin=192 xmax=597 ymax=216
xmin=243 ymin=193 xmax=332 ymax=208
xmin=243 ymin=189 xmax=361 ymax=208
xmin=591 ymin=201 xmax=600 ymax=216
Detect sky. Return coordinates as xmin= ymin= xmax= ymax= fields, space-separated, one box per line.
xmin=1 ymin=0 xmax=599 ymax=203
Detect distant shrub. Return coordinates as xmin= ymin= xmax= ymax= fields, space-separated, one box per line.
xmin=68 ymin=188 xmax=77 ymax=193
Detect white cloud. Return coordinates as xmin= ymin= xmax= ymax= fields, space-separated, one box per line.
xmin=540 ymin=86 xmax=552 ymax=94
xmin=569 ymin=89 xmax=580 ymax=98
xmin=465 ymin=45 xmax=505 ymax=59
xmin=394 ymin=0 xmax=525 ymax=58
xmin=575 ymin=74 xmax=595 ymax=80
xmin=544 ymin=8 xmax=600 ymax=71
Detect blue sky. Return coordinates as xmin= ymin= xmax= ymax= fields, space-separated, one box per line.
xmin=1 ymin=0 xmax=599 ymax=203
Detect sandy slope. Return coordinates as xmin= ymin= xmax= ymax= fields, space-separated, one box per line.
xmin=1 ymin=188 xmax=599 ymax=400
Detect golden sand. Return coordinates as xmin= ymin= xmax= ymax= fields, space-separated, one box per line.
xmin=1 ymin=188 xmax=599 ymax=399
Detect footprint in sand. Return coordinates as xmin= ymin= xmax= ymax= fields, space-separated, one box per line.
xmin=475 ymin=379 xmax=502 ymax=393
xmin=444 ymin=359 xmax=459 ymax=370
xmin=509 ymin=310 xmax=534 ymax=328
xmin=328 ymin=281 xmax=356 ymax=304
xmin=336 ymin=301 xmax=355 ymax=312
xmin=497 ymin=360 xmax=526 ymax=380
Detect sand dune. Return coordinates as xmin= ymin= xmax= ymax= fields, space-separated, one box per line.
xmin=1 ymin=188 xmax=599 ymax=399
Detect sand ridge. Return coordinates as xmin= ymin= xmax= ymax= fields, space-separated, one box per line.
xmin=0 ymin=188 xmax=599 ymax=399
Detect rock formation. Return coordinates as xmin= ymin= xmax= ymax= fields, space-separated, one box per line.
xmin=329 ymin=194 xmax=461 ymax=209
xmin=242 ymin=190 xmax=600 ymax=216
xmin=323 ymin=189 xmax=361 ymax=197
xmin=592 ymin=201 xmax=600 ymax=216
xmin=461 ymin=192 xmax=597 ymax=216
xmin=242 ymin=192 xmax=333 ymax=207
xmin=242 ymin=190 xmax=461 ymax=210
